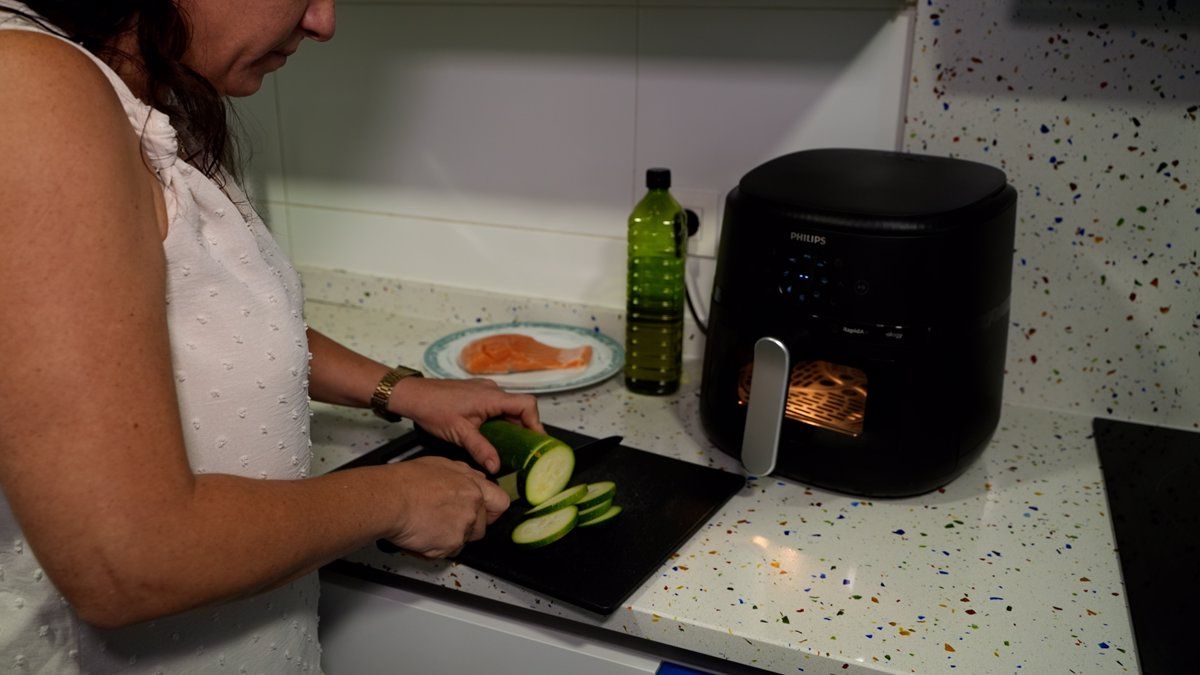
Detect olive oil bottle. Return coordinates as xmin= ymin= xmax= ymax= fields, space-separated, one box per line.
xmin=624 ymin=168 xmax=686 ymax=395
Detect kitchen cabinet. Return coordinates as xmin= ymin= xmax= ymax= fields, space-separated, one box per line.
xmin=319 ymin=569 xmax=734 ymax=675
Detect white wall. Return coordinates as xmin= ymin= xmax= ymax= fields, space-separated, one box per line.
xmin=234 ymin=0 xmax=914 ymax=310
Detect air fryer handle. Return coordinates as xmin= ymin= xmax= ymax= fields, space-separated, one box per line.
xmin=741 ymin=337 xmax=790 ymax=476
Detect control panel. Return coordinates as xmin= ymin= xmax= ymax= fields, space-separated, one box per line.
xmin=776 ymin=252 xmax=841 ymax=306
xmin=826 ymin=319 xmax=912 ymax=345
xmin=769 ymin=245 xmax=916 ymax=347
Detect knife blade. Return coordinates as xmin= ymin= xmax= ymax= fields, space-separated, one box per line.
xmin=571 ymin=434 xmax=623 ymax=455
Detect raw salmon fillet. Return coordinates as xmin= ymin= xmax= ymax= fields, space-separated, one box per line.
xmin=459 ymin=333 xmax=593 ymax=375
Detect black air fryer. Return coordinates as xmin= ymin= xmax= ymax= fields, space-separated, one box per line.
xmin=699 ymin=148 xmax=1017 ymax=497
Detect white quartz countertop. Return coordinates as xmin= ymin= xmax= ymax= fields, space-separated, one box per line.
xmin=302 ymin=268 xmax=1137 ymax=675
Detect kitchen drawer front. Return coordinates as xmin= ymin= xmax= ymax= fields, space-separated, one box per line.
xmin=319 ymin=571 xmax=659 ymax=675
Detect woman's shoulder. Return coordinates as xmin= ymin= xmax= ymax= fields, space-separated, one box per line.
xmin=0 ymin=29 xmax=130 ymax=143
xmin=0 ymin=28 xmax=112 ymax=93
xmin=0 ymin=28 xmax=162 ymax=243
xmin=0 ymin=29 xmax=147 ymax=187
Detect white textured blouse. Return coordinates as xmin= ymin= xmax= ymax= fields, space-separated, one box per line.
xmin=0 ymin=4 xmax=320 ymax=672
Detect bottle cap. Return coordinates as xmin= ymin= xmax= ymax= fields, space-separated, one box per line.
xmin=646 ymin=168 xmax=671 ymax=189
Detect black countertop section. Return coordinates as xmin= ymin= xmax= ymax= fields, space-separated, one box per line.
xmin=1093 ymin=417 xmax=1200 ymax=675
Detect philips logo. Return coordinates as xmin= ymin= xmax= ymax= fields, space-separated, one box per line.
xmin=791 ymin=232 xmax=827 ymax=245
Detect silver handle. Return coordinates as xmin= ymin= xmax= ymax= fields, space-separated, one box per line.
xmin=741 ymin=337 xmax=789 ymax=476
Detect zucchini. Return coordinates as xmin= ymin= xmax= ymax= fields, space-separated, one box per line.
xmin=480 ymin=420 xmax=563 ymax=471
xmin=576 ymin=497 xmax=613 ymax=522
xmin=578 ymin=504 xmax=622 ymax=527
xmin=512 ymin=506 xmax=578 ymax=549
xmin=524 ymin=484 xmax=587 ymax=517
xmin=479 ymin=420 xmax=575 ymax=506
xmin=573 ymin=481 xmax=616 ymax=512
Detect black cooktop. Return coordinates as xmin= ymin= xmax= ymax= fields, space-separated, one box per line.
xmin=1093 ymin=417 xmax=1200 ymax=675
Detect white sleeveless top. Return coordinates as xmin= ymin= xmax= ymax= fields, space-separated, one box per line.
xmin=0 ymin=4 xmax=321 ymax=672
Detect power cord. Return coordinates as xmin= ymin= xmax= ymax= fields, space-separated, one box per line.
xmin=683 ymin=209 xmax=708 ymax=336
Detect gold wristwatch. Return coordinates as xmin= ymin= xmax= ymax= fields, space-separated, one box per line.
xmin=370 ymin=365 xmax=423 ymax=423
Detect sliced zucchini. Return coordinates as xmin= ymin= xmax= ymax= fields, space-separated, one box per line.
xmin=573 ymin=481 xmax=616 ymax=512
xmin=578 ymin=504 xmax=622 ymax=527
xmin=512 ymin=506 xmax=577 ymax=549
xmin=576 ymin=497 xmax=613 ymax=521
xmin=523 ymin=444 xmax=575 ymax=506
xmin=524 ymin=484 xmax=587 ymax=517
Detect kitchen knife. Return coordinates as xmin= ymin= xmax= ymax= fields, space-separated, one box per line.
xmin=570 ymin=434 xmax=623 ymax=455
xmin=375 ymin=433 xmax=623 ymax=554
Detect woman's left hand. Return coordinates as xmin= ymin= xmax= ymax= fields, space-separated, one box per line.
xmin=389 ymin=377 xmax=543 ymax=474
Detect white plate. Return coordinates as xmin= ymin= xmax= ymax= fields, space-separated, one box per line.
xmin=423 ymin=322 xmax=624 ymax=394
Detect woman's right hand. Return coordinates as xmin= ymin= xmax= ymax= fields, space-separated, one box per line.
xmin=382 ymin=456 xmax=511 ymax=558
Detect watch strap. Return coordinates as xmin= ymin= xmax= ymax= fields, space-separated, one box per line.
xmin=371 ymin=365 xmax=423 ymax=423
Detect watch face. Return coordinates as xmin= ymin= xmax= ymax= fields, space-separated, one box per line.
xmin=382 ymin=366 xmax=422 ymax=389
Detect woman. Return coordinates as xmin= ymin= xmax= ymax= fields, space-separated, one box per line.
xmin=0 ymin=1 xmax=535 ymax=671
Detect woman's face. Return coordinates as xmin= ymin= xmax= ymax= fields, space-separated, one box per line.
xmin=178 ymin=0 xmax=336 ymax=97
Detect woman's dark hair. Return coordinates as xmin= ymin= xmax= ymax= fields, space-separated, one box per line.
xmin=8 ymin=1 xmax=235 ymax=182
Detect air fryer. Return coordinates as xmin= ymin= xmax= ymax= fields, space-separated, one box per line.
xmin=699 ymin=148 xmax=1017 ymax=497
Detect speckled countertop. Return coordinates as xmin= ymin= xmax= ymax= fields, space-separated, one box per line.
xmin=302 ymin=267 xmax=1136 ymax=675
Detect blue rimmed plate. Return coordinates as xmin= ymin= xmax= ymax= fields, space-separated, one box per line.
xmin=423 ymin=322 xmax=624 ymax=394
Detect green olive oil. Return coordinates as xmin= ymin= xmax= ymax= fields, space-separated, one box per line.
xmin=624 ymin=168 xmax=686 ymax=395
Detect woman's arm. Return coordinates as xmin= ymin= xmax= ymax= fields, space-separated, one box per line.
xmin=306 ymin=329 xmax=544 ymax=474
xmin=0 ymin=31 xmax=505 ymax=630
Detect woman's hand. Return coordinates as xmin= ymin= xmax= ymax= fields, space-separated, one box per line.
xmin=303 ymin=330 xmax=542 ymax=473
xmin=390 ymin=377 xmax=543 ymax=474
xmin=382 ymin=456 xmax=511 ymax=558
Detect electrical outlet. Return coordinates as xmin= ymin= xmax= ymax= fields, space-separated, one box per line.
xmin=673 ymin=188 xmax=725 ymax=259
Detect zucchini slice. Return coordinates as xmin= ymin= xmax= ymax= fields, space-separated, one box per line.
xmin=578 ymin=504 xmax=622 ymax=528
xmin=512 ymin=506 xmax=578 ymax=549
xmin=576 ymin=497 xmax=613 ymax=521
xmin=522 ymin=444 xmax=575 ymax=506
xmin=524 ymin=484 xmax=587 ymax=517
xmin=573 ymin=481 xmax=616 ymax=512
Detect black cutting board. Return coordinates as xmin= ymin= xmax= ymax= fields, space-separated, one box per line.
xmin=332 ymin=424 xmax=746 ymax=615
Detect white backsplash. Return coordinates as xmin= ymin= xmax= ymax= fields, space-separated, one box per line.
xmin=233 ymin=0 xmax=913 ymax=311
xmin=904 ymin=1 xmax=1199 ymax=430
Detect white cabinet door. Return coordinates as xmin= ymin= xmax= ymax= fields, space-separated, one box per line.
xmin=319 ymin=572 xmax=660 ymax=675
